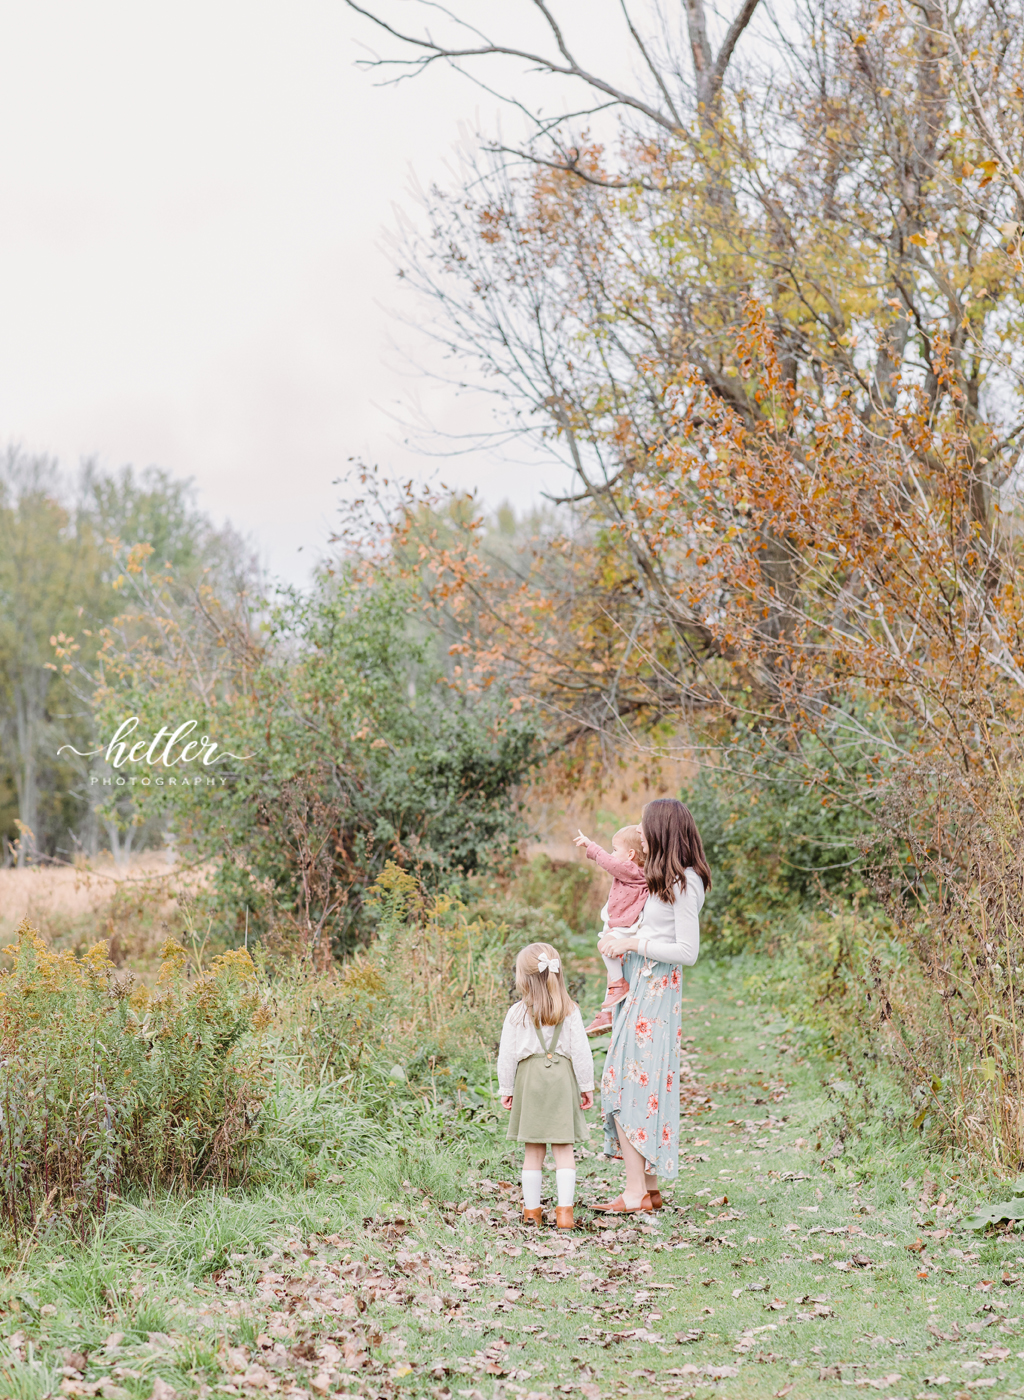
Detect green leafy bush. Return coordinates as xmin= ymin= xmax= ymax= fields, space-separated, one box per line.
xmin=0 ymin=925 xmax=271 ymax=1238
xmin=96 ymin=570 xmax=538 ymax=956
xmin=269 ymin=864 xmax=513 ymax=1120
xmin=683 ymin=734 xmax=873 ymax=950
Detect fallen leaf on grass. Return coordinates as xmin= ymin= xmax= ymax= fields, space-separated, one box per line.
xmin=854 ymin=1375 xmax=901 ymax=1390
xmin=818 ymin=1365 xmax=842 ymax=1380
xmin=927 ymin=1324 xmax=960 ymax=1342
xmin=664 ymin=1365 xmax=739 ymax=1379
xmin=149 ymin=1382 xmax=177 ymax=1400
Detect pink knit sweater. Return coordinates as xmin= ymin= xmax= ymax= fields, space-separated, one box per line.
xmin=585 ymin=841 xmax=649 ymax=928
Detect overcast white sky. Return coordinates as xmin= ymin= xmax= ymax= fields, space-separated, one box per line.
xmin=0 ymin=1 xmax=674 ymax=581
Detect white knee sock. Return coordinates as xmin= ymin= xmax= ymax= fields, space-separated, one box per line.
xmin=521 ymin=1169 xmax=542 ymax=1209
xmin=555 ymin=1168 xmax=576 ymax=1207
xmin=601 ymin=952 xmax=623 ymax=979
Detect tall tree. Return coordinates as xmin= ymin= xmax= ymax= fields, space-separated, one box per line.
xmin=0 ymin=452 xmax=100 ymax=863
xmin=0 ymin=454 xmax=255 ymax=862
xmin=345 ymin=0 xmax=1024 ymax=756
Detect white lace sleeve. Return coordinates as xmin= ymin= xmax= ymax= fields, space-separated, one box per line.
xmin=496 ymin=1005 xmax=522 ymax=1097
xmin=567 ymin=1006 xmax=595 ymax=1092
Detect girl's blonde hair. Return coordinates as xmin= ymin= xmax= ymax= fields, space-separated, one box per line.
xmin=515 ymin=942 xmax=572 ymax=1026
xmin=616 ymin=823 xmax=645 ymax=866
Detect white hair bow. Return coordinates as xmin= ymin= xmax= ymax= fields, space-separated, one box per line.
xmin=537 ymin=955 xmax=560 ymax=974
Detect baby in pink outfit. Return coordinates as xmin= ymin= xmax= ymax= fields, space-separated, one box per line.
xmin=573 ymin=824 xmax=648 ymax=1036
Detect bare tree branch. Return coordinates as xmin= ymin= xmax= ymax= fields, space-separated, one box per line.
xmin=345 ymin=0 xmax=762 ymax=133
xmin=711 ymin=0 xmax=763 ymax=98
xmin=940 ymin=0 xmax=1024 ymax=208
xmin=344 ymin=0 xmax=682 ymax=131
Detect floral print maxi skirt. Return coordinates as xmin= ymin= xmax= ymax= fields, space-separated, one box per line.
xmin=601 ymin=951 xmax=682 ymax=1178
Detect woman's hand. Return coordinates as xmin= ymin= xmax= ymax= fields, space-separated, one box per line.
xmin=598 ymin=934 xmax=639 ymax=957
xmin=580 ymin=1091 xmax=594 ymax=1110
xmin=573 ymin=829 xmax=591 ymax=848
xmin=501 ymin=1095 xmax=514 ymax=1110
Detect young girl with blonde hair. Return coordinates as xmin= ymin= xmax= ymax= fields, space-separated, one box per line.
xmin=497 ymin=942 xmax=595 ymax=1230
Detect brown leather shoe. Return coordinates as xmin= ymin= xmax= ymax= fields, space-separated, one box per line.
xmin=522 ymin=1207 xmax=543 ymax=1225
xmin=591 ymin=1193 xmax=653 ymax=1213
xmin=648 ymin=1189 xmax=663 ymax=1210
xmin=555 ymin=1206 xmax=574 ymax=1230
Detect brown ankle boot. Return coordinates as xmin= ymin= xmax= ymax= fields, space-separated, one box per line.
xmin=555 ymin=1206 xmax=574 ymax=1230
xmin=522 ymin=1206 xmax=543 ymax=1225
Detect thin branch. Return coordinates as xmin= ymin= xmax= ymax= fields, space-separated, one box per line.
xmin=710 ymin=0 xmax=763 ymax=99
xmin=343 ymin=0 xmax=681 ymax=132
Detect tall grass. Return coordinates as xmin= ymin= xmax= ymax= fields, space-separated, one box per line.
xmin=0 ymin=925 xmax=270 ymax=1238
xmin=0 ymin=860 xmax=542 ymax=1239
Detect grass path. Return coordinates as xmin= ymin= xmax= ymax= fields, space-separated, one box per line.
xmin=4 ymin=961 xmax=1024 ymax=1400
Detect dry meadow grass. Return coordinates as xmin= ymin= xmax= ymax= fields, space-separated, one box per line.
xmin=0 ymin=855 xmax=188 ymax=964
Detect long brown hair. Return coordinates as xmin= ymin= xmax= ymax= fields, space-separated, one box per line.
xmin=515 ymin=942 xmax=572 ymax=1025
xmin=641 ymin=798 xmax=712 ymax=902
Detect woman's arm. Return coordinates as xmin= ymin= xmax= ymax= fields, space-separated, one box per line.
xmin=636 ymin=878 xmax=703 ymax=965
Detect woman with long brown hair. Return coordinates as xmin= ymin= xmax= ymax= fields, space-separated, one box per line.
xmin=593 ymin=798 xmax=711 ymax=1213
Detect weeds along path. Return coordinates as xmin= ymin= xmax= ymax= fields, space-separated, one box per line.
xmin=5 ymin=961 xmax=1024 ymax=1399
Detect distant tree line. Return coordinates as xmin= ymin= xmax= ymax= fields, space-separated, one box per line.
xmin=0 ymin=449 xmax=250 ymax=866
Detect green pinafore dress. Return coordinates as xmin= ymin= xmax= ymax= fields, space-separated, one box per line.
xmin=507 ymin=1018 xmax=590 ymax=1145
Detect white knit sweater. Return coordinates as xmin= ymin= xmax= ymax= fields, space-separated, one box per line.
xmin=635 ymin=871 xmax=704 ymax=965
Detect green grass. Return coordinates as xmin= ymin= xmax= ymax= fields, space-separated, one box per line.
xmin=2 ymin=958 xmax=1024 ymax=1399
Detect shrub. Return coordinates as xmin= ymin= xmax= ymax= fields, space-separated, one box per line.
xmin=682 ymin=733 xmax=873 ymax=951
xmin=269 ymin=863 xmax=514 ymax=1122
xmin=507 ymin=855 xmax=604 ymax=941
xmin=95 ymin=570 xmax=539 ymax=959
xmin=0 ymin=924 xmax=271 ymax=1238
